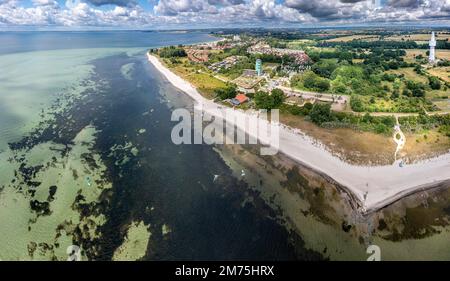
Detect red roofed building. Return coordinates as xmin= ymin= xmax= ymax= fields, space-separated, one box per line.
xmin=230 ymin=93 xmax=249 ymax=106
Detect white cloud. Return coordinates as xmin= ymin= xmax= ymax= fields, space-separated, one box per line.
xmin=0 ymin=0 xmax=448 ymax=27
xmin=154 ymin=0 xmax=218 ymax=16
xmin=32 ymin=0 xmax=59 ymax=6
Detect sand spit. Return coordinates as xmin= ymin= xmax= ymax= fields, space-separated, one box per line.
xmin=147 ymin=53 xmax=450 ymax=213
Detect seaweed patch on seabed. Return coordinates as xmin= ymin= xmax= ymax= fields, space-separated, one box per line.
xmin=0 ymin=55 xmax=119 ymax=260
xmin=0 ymin=52 xmax=163 ymax=260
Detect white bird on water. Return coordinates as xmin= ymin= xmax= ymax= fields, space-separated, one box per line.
xmin=213 ymin=175 xmax=219 ymax=182
xmin=241 ymin=170 xmax=246 ymax=177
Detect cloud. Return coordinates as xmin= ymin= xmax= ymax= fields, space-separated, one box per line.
xmin=0 ymin=0 xmax=449 ymax=28
xmin=208 ymin=0 xmax=245 ymax=5
xmin=0 ymin=0 xmax=154 ymax=27
xmin=154 ymin=0 xmax=209 ymax=15
xmin=249 ymin=0 xmax=309 ymax=21
xmin=386 ymin=0 xmax=424 ymax=8
xmin=86 ymin=0 xmax=137 ymax=7
xmin=32 ymin=0 xmax=59 ymax=6
xmin=284 ymin=0 xmax=371 ymax=20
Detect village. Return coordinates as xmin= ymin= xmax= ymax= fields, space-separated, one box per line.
xmin=181 ymin=35 xmax=346 ymax=111
xmin=150 ymin=29 xmax=450 ymax=157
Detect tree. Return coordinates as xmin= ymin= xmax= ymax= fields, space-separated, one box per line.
xmin=316 ymin=78 xmax=331 ymax=92
xmin=254 ymin=89 xmax=285 ymax=110
xmin=304 ymin=102 xmax=313 ymax=111
xmin=312 ymin=59 xmax=339 ymax=79
xmin=309 ymin=103 xmax=333 ymax=125
xmin=295 ymin=71 xmax=331 ymax=92
xmin=429 ymin=76 xmax=441 ymax=90
xmin=405 ymin=80 xmax=426 ymax=98
xmin=215 ymin=85 xmax=236 ymax=100
xmin=271 ymin=89 xmax=285 ymax=106
xmin=159 ymin=46 xmax=187 ymax=58
xmin=350 ymin=95 xmax=365 ymax=112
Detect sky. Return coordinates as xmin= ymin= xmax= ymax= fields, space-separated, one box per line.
xmin=0 ymin=0 xmax=449 ymax=29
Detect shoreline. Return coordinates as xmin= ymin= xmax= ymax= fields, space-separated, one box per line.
xmin=147 ymin=53 xmax=450 ymax=213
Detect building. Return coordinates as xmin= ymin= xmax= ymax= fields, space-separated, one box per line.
xmin=248 ymin=43 xmax=310 ymax=67
xmin=186 ymin=48 xmax=209 ymax=63
xmin=230 ymin=94 xmax=249 ymax=106
xmin=429 ymin=31 xmax=436 ymax=64
xmin=255 ymin=59 xmax=262 ymax=76
xmin=208 ymin=55 xmax=244 ymax=72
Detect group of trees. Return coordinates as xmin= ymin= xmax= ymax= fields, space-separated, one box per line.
xmin=158 ymin=46 xmax=187 ymax=58
xmin=292 ymin=60 xmax=387 ymax=96
xmin=254 ymin=89 xmax=285 ymax=110
xmin=291 ymin=40 xmax=447 ymax=114
xmin=320 ymin=40 xmax=420 ymax=50
xmin=428 ymin=76 xmax=442 ymax=90
xmin=291 ymin=71 xmax=330 ymax=92
xmin=309 ymin=103 xmax=332 ymax=125
xmin=307 ymin=50 xmax=353 ymax=64
xmin=404 ymin=80 xmax=426 ymax=98
xmin=400 ymin=113 xmax=450 ymax=136
xmin=282 ymin=102 xmax=396 ymax=135
xmin=215 ymin=85 xmax=237 ymax=100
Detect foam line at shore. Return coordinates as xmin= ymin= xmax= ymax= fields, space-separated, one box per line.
xmin=147 ymin=53 xmax=450 ymax=213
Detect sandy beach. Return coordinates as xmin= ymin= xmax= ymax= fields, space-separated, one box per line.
xmin=147 ymin=53 xmax=450 ymax=213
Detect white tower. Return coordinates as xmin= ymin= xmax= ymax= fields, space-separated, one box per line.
xmin=429 ymin=31 xmax=436 ymax=64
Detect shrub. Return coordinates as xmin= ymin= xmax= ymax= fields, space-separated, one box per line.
xmin=309 ymin=103 xmax=333 ymax=125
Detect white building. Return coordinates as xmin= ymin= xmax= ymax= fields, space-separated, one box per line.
xmin=429 ymin=31 xmax=436 ymax=64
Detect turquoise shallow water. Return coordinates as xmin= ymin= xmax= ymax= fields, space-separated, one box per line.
xmin=0 ymin=31 xmax=215 ymax=151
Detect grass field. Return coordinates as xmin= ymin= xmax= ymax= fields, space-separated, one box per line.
xmin=385 ymin=33 xmax=450 ymax=43
xmin=387 ymin=67 xmax=428 ymax=84
xmin=163 ymin=58 xmax=228 ymax=99
xmin=433 ymin=99 xmax=450 ymax=111
xmin=280 ymin=112 xmax=396 ymax=165
xmin=404 ymin=49 xmax=450 ymax=63
xmin=401 ymin=130 xmax=450 ymax=162
xmin=428 ymin=66 xmax=450 ymax=83
xmin=280 ymin=111 xmax=450 ymax=165
xmin=287 ymin=39 xmax=316 ymax=49
xmin=307 ymin=46 xmax=337 ymax=52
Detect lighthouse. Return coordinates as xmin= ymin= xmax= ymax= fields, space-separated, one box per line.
xmin=429 ymin=31 xmax=436 ymax=64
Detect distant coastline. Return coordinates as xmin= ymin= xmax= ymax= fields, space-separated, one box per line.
xmin=147 ymin=52 xmax=450 ymax=214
